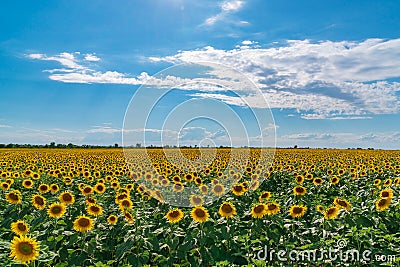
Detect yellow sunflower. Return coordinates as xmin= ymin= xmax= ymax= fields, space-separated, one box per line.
xmin=11 ymin=220 xmax=29 ymax=236
xmin=251 ymin=203 xmax=267 ymax=219
xmin=165 ymin=208 xmax=184 ymax=223
xmin=316 ymin=205 xmax=324 ymax=213
xmin=295 ymin=175 xmax=304 ymax=184
xmin=81 ymin=186 xmax=94 ymax=196
xmin=313 ymin=178 xmax=323 ymax=186
xmin=73 ymin=216 xmax=94 ymax=233
xmin=289 ymin=205 xmax=307 ymax=218
xmin=190 ymin=206 xmax=209 ymax=223
xmin=119 ymin=199 xmax=133 ymax=210
xmin=266 ymin=202 xmax=280 ymax=215
xmin=380 ymin=189 xmax=393 ymax=199
xmin=87 ymin=204 xmax=103 ymax=216
xmin=199 ymin=184 xmax=209 ymax=194
xmin=107 ymin=214 xmax=118 ymax=225
xmin=330 ymin=176 xmax=340 ymax=185
xmin=172 ymin=183 xmax=184 ymax=193
xmin=38 ymin=184 xmax=50 ymax=194
xmin=32 ymin=195 xmax=46 ymax=210
xmin=376 ymin=197 xmax=391 ymax=211
xmin=59 ymin=192 xmax=75 ymax=205
xmin=50 ymin=184 xmax=59 ymax=193
xmin=10 ymin=235 xmax=39 ymax=264
xmin=293 ymin=186 xmax=306 ymax=196
xmin=6 ymin=190 xmax=22 ymax=204
xmin=333 ymin=198 xmax=351 ymax=211
xmin=124 ymin=211 xmax=135 ymax=224
xmin=22 ymin=179 xmax=34 ymax=189
xmin=94 ymin=183 xmax=106 ymax=194
xmin=324 ymin=206 xmax=339 ymax=220
xmin=232 ymin=184 xmax=245 ymax=196
xmin=47 ymin=202 xmax=66 ymax=218
xmin=384 ymin=179 xmax=392 ymax=187
xmin=259 ymin=191 xmax=272 ymax=202
xmin=218 ymin=202 xmax=236 ymax=218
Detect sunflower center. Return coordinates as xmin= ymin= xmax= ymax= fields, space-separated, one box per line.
xmin=222 ymin=204 xmax=233 ymax=213
xmin=293 ymin=207 xmax=303 ymax=214
xmin=337 ymin=200 xmax=347 ymax=207
xmin=52 ymin=206 xmax=61 ymax=214
xmin=382 ymin=192 xmax=389 ymax=197
xmin=268 ymin=204 xmax=277 ymax=210
xmin=17 ymin=223 xmax=27 ymax=231
xmin=214 ymin=185 xmax=222 ymax=192
xmin=18 ymin=242 xmax=33 ymax=255
xmin=97 ymin=185 xmax=104 ymax=191
xmin=63 ymin=194 xmax=72 ymax=201
xmin=91 ymin=206 xmax=100 ymax=212
xmin=296 ymin=188 xmax=304 ymax=193
xmin=35 ymin=197 xmax=44 ymax=205
xmin=78 ymin=218 xmax=90 ymax=227
xmin=195 ymin=208 xmax=206 ymax=218
xmin=378 ymin=199 xmax=388 ymax=206
xmin=170 ymin=210 xmax=180 ymax=218
xmin=9 ymin=193 xmax=19 ymax=200
xmin=233 ymin=186 xmax=243 ymax=192
xmin=327 ymin=208 xmax=335 ymax=215
xmin=254 ymin=205 xmax=265 ymax=214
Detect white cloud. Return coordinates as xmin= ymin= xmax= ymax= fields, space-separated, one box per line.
xmin=203 ymin=0 xmax=247 ymax=26
xmin=84 ymin=54 xmax=100 ymax=61
xmin=150 ymin=38 xmax=400 ymax=119
xmin=0 ymin=124 xmax=11 ymax=128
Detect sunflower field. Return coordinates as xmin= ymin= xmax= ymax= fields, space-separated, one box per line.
xmin=0 ymin=148 xmax=399 ymax=266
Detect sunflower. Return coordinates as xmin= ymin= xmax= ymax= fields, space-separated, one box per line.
xmin=324 ymin=206 xmax=339 ymax=220
xmin=73 ymin=216 xmax=94 ymax=233
xmin=82 ymin=186 xmax=94 ymax=196
xmin=57 ymin=192 xmax=75 ymax=206
xmin=107 ymin=214 xmax=118 ymax=225
xmin=313 ymin=178 xmax=323 ymax=186
xmin=376 ymin=197 xmax=391 ymax=211
xmin=32 ymin=195 xmax=46 ymax=210
xmin=259 ymin=191 xmax=272 ymax=202
xmin=9 ymin=235 xmax=39 ymax=264
xmin=124 ymin=211 xmax=135 ymax=224
xmin=160 ymin=179 xmax=170 ymax=187
xmin=251 ymin=203 xmax=267 ymax=219
xmin=289 ymin=205 xmax=307 ymax=218
xmin=212 ymin=184 xmax=225 ymax=196
xmin=22 ymin=179 xmax=34 ymax=189
xmin=1 ymin=182 xmax=10 ymax=190
xmin=384 ymin=179 xmax=392 ymax=187
xmin=11 ymin=220 xmax=29 ymax=236
xmin=218 ymin=202 xmax=236 ymax=218
xmin=334 ymin=198 xmax=351 ymax=211
xmin=47 ymin=202 xmax=67 ymax=218
xmin=316 ymin=205 xmax=324 ymax=213
xmin=85 ymin=196 xmax=97 ymax=205
xmin=87 ymin=204 xmax=103 ymax=216
xmin=232 ymin=184 xmax=245 ymax=196
xmin=293 ymin=186 xmax=306 ymax=196
xmin=190 ymin=206 xmax=209 ymax=223
xmin=165 ymin=208 xmax=184 ymax=223
xmin=380 ymin=189 xmax=393 ymax=199
xmin=330 ymin=176 xmax=339 ymax=185
xmin=295 ymin=175 xmax=304 ymax=184
xmin=189 ymin=195 xmax=204 ymax=207
xmin=6 ymin=190 xmax=22 ymax=204
xmin=199 ymin=184 xmax=209 ymax=194
xmin=92 ymin=183 xmax=106 ymax=194
xmin=266 ymin=202 xmax=280 ymax=215
xmin=50 ymin=184 xmax=59 ymax=193
xmin=38 ymin=184 xmax=50 ymax=194
xmin=173 ymin=183 xmax=184 ymax=192
xmin=374 ymin=179 xmax=381 ymax=186
xmin=119 ymin=199 xmax=133 ymax=210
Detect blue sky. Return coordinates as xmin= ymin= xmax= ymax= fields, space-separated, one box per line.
xmin=1 ymin=0 xmax=400 ymax=148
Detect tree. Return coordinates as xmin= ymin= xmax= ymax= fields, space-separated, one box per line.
xmin=136 ymin=143 xmax=142 ymax=148
xmin=114 ymin=143 xmax=119 ymax=148
xmin=49 ymin=142 xmax=56 ymax=148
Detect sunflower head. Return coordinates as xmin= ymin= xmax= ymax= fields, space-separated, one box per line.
xmin=295 ymin=175 xmax=304 ymax=184
xmin=165 ymin=209 xmax=184 ymax=223
xmin=266 ymin=202 xmax=280 ymax=215
xmin=218 ymin=202 xmax=236 ymax=218
xmin=87 ymin=204 xmax=103 ymax=216
xmin=190 ymin=206 xmax=209 ymax=223
xmin=32 ymin=195 xmax=46 ymax=210
xmin=11 ymin=220 xmax=29 ymax=236
xmin=316 ymin=205 xmax=324 ymax=213
xmin=376 ymin=197 xmax=391 ymax=211
xmin=59 ymin=192 xmax=75 ymax=205
xmin=47 ymin=202 xmax=67 ymax=218
xmin=259 ymin=191 xmax=271 ymax=202
xmin=73 ymin=216 xmax=94 ymax=233
xmin=334 ymin=198 xmax=351 ymax=211
xmin=38 ymin=184 xmax=50 ymax=194
xmin=330 ymin=176 xmax=339 ymax=185
xmin=313 ymin=178 xmax=323 ymax=186
xmin=324 ymin=206 xmax=339 ymax=220
xmin=22 ymin=179 xmax=34 ymax=189
xmin=107 ymin=215 xmax=118 ymax=225
xmin=189 ymin=195 xmax=204 ymax=207
xmin=6 ymin=190 xmax=22 ymax=204
xmin=293 ymin=186 xmax=306 ymax=196
xmin=289 ymin=205 xmax=307 ymax=218
xmin=251 ymin=203 xmax=267 ymax=219
xmin=10 ymin=235 xmax=40 ymax=264
xmin=212 ymin=184 xmax=225 ymax=196
xmin=380 ymin=189 xmax=393 ymax=199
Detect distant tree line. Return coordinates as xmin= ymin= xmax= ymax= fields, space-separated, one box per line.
xmin=0 ymin=142 xmax=120 ymax=149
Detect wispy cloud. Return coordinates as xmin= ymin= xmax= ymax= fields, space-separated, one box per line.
xmin=203 ymin=0 xmax=247 ymax=26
